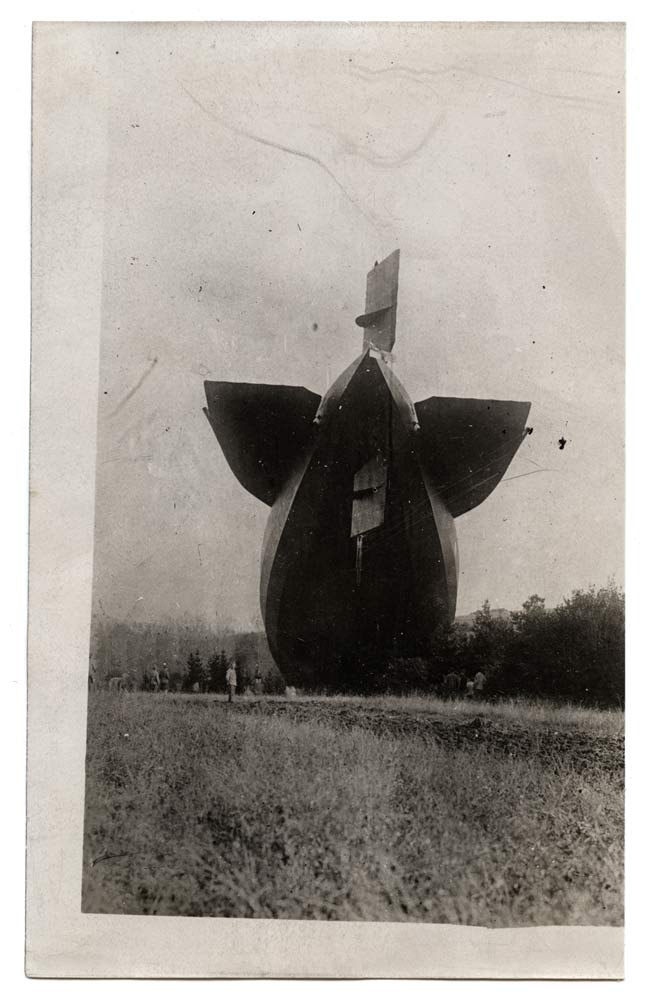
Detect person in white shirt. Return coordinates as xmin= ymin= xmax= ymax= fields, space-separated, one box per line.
xmin=226 ymin=661 xmax=238 ymax=702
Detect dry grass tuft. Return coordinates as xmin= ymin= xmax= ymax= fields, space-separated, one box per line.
xmin=82 ymin=692 xmax=623 ymax=924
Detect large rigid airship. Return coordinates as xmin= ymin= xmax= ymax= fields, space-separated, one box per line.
xmin=204 ymin=252 xmax=531 ymax=689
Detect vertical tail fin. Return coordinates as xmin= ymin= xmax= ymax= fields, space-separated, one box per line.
xmin=355 ymin=250 xmax=400 ymax=353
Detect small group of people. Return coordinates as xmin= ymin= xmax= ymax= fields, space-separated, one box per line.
xmin=442 ymin=669 xmax=486 ymax=699
xmin=225 ymin=662 xmax=266 ymax=700
xmin=147 ymin=663 xmax=170 ymax=693
xmin=467 ymin=670 xmax=486 ymax=698
xmin=140 ymin=660 xmax=264 ymax=699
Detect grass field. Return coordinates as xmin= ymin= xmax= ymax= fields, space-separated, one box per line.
xmin=82 ymin=691 xmax=624 ymax=925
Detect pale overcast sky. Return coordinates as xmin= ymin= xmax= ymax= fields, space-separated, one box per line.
xmin=90 ymin=22 xmax=624 ymax=628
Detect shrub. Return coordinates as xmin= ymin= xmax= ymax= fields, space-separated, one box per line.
xmin=493 ymin=584 xmax=624 ymax=707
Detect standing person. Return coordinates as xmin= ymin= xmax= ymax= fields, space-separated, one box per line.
xmin=159 ymin=663 xmax=170 ymax=693
xmin=253 ymin=672 xmax=263 ymax=696
xmin=226 ymin=660 xmax=238 ymax=703
xmin=473 ymin=670 xmax=486 ymax=697
xmin=149 ymin=664 xmax=160 ymax=692
xmin=444 ymin=671 xmax=461 ymax=698
xmin=465 ymin=677 xmax=475 ymax=699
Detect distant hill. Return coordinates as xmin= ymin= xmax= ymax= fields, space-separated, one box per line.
xmin=454 ymin=608 xmax=512 ymax=631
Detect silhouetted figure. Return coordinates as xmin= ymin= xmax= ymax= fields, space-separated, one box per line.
xmin=444 ymin=671 xmax=461 ymax=698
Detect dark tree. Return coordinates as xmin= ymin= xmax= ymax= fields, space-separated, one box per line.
xmin=185 ymin=649 xmax=209 ymax=692
xmin=464 ymin=600 xmax=514 ymax=685
xmin=494 ymin=584 xmax=624 ymax=706
xmin=208 ymin=649 xmax=229 ymax=692
xmin=234 ymin=634 xmax=258 ymax=688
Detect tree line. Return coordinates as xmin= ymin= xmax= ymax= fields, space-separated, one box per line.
xmin=378 ymin=583 xmax=625 ymax=707
xmin=89 ymin=617 xmax=284 ymax=692
xmin=91 ymin=582 xmax=624 ymax=706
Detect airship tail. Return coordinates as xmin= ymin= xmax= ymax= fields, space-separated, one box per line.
xmin=203 ymin=381 xmax=320 ymax=506
xmin=415 ymin=395 xmax=532 ymax=517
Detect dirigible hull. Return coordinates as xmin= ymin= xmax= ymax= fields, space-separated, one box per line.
xmin=204 ymin=351 xmax=531 ymax=691
xmin=260 ymin=355 xmax=457 ymax=689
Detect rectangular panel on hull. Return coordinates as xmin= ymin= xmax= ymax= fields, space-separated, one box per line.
xmin=351 ymin=453 xmax=387 ymax=537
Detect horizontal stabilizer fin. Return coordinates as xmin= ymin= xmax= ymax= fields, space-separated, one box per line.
xmin=204 ymin=382 xmax=321 ymax=506
xmin=415 ymin=395 xmax=532 ymax=517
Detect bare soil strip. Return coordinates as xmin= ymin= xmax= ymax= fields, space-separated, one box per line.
xmin=220 ymin=699 xmax=624 ymax=775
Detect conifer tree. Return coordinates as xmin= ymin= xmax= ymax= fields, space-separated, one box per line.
xmin=185 ymin=649 xmax=208 ymax=692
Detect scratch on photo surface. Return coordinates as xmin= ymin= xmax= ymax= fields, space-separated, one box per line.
xmin=350 ymin=60 xmax=618 ymax=113
xmin=178 ymin=80 xmax=385 ymax=230
xmin=109 ymin=358 xmax=158 ymax=417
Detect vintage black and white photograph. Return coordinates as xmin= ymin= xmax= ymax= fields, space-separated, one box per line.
xmin=34 ymin=19 xmax=625 ymax=947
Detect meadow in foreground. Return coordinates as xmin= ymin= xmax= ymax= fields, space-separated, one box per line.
xmin=82 ymin=692 xmax=623 ymax=925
